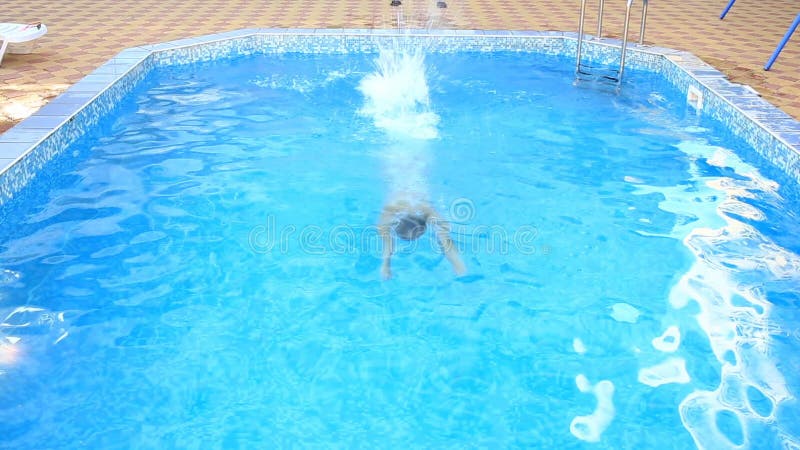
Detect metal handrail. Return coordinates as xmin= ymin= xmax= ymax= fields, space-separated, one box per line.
xmin=575 ymin=0 xmax=649 ymax=83
xmin=639 ymin=0 xmax=649 ymax=45
xmin=597 ymin=0 xmax=606 ymax=38
xmin=575 ymin=0 xmax=588 ymax=74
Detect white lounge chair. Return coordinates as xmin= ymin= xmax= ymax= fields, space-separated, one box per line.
xmin=0 ymin=22 xmax=48 ymax=67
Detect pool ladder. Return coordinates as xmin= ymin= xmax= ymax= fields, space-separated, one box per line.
xmin=575 ymin=0 xmax=649 ymax=84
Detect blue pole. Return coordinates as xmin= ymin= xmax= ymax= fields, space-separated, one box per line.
xmin=720 ymin=0 xmax=736 ymax=19
xmin=765 ymin=13 xmax=800 ymax=70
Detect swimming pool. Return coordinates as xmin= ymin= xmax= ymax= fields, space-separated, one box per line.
xmin=1 ymin=31 xmax=799 ymax=448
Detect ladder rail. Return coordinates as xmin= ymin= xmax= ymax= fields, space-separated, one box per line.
xmin=639 ymin=0 xmax=649 ymax=44
xmin=597 ymin=0 xmax=605 ymax=38
xmin=575 ymin=0 xmax=649 ymax=84
xmin=575 ymin=0 xmax=588 ymax=74
xmin=618 ymin=0 xmax=634 ymax=82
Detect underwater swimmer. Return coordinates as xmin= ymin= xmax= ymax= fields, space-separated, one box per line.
xmin=378 ymin=198 xmax=466 ymax=280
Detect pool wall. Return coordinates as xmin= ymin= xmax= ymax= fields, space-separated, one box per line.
xmin=1 ymin=29 xmax=799 ymax=208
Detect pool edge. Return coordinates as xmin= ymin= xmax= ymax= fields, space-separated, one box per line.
xmin=1 ymin=29 xmax=799 ymax=208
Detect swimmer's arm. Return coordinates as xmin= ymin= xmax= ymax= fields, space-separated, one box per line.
xmin=425 ymin=207 xmax=466 ymax=276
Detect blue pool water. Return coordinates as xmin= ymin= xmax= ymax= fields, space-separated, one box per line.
xmin=1 ymin=48 xmax=799 ymax=448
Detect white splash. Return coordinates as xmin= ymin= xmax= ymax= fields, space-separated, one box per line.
xmin=359 ymin=46 xmax=440 ymax=204
xmin=357 ymin=47 xmax=440 ymax=140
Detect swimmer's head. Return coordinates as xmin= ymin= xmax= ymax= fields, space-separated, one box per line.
xmin=393 ymin=213 xmax=427 ymax=241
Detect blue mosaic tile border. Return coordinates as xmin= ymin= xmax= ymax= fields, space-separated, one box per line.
xmin=2 ymin=29 xmax=799 ymax=208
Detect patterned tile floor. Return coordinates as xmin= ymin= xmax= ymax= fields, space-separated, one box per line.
xmin=1 ymin=0 xmax=798 ymax=132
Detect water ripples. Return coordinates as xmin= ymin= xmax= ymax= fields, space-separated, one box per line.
xmin=2 ymin=52 xmax=800 ymax=448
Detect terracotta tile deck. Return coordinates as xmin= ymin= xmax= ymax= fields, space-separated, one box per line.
xmin=1 ymin=0 xmax=799 ymax=132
